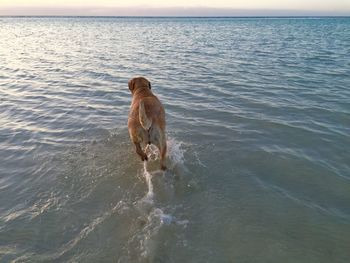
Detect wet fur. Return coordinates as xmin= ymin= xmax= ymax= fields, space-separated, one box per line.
xmin=127 ymin=77 xmax=167 ymax=170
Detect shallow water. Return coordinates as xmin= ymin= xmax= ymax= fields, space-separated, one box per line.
xmin=0 ymin=17 xmax=350 ymax=262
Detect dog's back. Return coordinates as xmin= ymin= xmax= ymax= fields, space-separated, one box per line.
xmin=139 ymin=96 xmax=165 ymax=131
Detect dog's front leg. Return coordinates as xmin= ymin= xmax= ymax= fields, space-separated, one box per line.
xmin=135 ymin=143 xmax=148 ymax=161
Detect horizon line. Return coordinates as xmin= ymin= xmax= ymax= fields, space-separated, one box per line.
xmin=1 ymin=15 xmax=350 ymax=18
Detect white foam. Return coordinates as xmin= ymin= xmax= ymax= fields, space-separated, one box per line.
xmin=152 ymin=208 xmax=174 ymax=225
xmin=145 ymin=144 xmax=159 ymax=161
xmin=143 ymin=161 xmax=154 ymax=202
xmin=139 ymin=207 xmax=188 ymax=259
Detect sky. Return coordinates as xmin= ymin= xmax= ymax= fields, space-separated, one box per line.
xmin=1 ymin=0 xmax=350 ymax=16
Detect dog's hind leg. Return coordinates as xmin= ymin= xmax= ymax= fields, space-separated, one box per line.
xmin=129 ymin=127 xmax=148 ymax=162
xmin=159 ymin=139 xmax=167 ymax=170
xmin=134 ymin=142 xmax=148 ymax=161
xmin=152 ymin=130 xmax=167 ymax=170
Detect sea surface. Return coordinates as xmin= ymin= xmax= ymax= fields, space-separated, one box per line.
xmin=0 ymin=17 xmax=350 ymax=263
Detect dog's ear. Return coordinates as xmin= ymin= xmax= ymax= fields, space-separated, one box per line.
xmin=128 ymin=79 xmax=135 ymax=93
xmin=148 ymin=81 xmax=151 ymax=89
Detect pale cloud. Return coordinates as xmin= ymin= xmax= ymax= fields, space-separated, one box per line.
xmin=1 ymin=0 xmax=350 ymax=10
xmin=0 ymin=0 xmax=349 ymax=15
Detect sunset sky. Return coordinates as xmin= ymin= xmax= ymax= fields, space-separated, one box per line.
xmin=1 ymin=0 xmax=350 ymax=16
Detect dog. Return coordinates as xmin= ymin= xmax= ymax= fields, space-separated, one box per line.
xmin=127 ymin=77 xmax=167 ymax=170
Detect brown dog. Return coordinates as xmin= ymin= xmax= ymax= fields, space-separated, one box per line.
xmin=127 ymin=77 xmax=167 ymax=170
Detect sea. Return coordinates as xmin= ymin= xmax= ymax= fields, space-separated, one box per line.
xmin=0 ymin=17 xmax=349 ymax=263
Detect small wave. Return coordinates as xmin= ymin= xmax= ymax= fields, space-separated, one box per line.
xmin=253 ymin=176 xmax=350 ymax=221
xmin=50 ymin=201 xmax=125 ymax=261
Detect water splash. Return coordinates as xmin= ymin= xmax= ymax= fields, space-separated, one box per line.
xmin=141 ymin=137 xmax=186 ymax=200
xmin=133 ymin=137 xmax=189 ymax=260
xmin=143 ymin=161 xmax=154 ymax=203
xmin=145 ymin=144 xmax=159 ymax=161
xmin=167 ymin=137 xmax=185 ymax=169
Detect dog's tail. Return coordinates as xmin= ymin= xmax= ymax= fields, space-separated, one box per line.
xmin=139 ymin=100 xmax=152 ymax=131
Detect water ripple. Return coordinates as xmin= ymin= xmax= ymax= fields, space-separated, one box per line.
xmin=0 ymin=17 xmax=349 ymax=262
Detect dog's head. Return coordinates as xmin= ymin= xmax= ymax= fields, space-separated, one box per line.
xmin=128 ymin=77 xmax=151 ymax=94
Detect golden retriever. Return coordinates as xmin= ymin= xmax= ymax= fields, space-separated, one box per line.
xmin=127 ymin=77 xmax=167 ymax=170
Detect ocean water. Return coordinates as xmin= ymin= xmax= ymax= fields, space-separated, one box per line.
xmin=0 ymin=17 xmax=350 ymax=262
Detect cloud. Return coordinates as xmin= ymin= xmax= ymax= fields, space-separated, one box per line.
xmin=0 ymin=6 xmax=349 ymax=16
